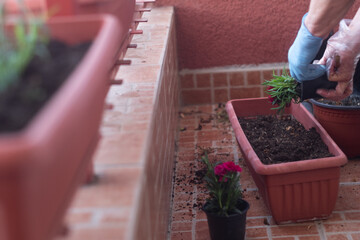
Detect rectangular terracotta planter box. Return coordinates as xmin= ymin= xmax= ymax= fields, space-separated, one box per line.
xmin=226 ymin=98 xmax=347 ymax=224
xmin=0 ymin=15 xmax=123 ymax=240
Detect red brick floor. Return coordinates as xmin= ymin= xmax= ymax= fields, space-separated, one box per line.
xmin=169 ymin=104 xmax=360 ymax=240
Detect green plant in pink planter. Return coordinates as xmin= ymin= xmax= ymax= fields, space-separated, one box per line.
xmin=263 ymin=67 xmax=337 ymax=113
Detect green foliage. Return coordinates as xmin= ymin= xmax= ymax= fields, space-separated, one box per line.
xmin=0 ymin=1 xmax=48 ymax=92
xmin=262 ymin=68 xmax=300 ymax=114
xmin=202 ymin=153 xmax=243 ymax=216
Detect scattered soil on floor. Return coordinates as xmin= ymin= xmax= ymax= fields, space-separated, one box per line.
xmin=239 ymin=115 xmax=333 ymax=165
xmin=0 ymin=40 xmax=91 ymax=132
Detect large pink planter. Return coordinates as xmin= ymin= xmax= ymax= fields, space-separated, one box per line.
xmin=310 ymin=99 xmax=360 ymax=158
xmin=0 ymin=15 xmax=123 ymax=240
xmin=226 ymin=98 xmax=347 ymax=224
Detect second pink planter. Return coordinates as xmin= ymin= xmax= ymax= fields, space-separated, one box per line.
xmin=226 ymin=98 xmax=347 ymax=224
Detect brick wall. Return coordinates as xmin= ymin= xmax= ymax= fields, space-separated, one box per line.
xmin=131 ymin=8 xmax=180 ymax=240
xmin=179 ymin=65 xmax=289 ymax=105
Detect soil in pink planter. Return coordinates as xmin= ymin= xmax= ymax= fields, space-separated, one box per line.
xmin=226 ymin=98 xmax=347 ymax=224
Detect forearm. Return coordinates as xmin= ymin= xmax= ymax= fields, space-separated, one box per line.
xmin=305 ymin=0 xmax=355 ymax=38
xmin=347 ymin=8 xmax=360 ymax=52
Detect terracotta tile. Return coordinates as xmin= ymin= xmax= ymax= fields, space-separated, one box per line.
xmin=71 ymin=167 xmax=141 ymax=208
xmin=196 ymin=73 xmax=211 ymax=88
xmin=197 ymin=130 xmax=229 ymax=143
xmin=64 ymin=211 xmax=93 ymax=225
xmin=298 ymin=236 xmax=321 ymax=240
xmin=121 ymin=122 xmax=150 ymax=132
xmin=323 ymin=222 xmax=360 ymax=232
xmin=178 ymin=133 xmax=195 ymax=143
xmin=172 ymin=211 xmax=194 ymax=222
xmin=335 ymin=185 xmax=360 ymax=211
xmin=213 ymin=73 xmax=228 ymax=87
xmin=195 ymin=221 xmax=210 ymax=240
xmin=171 ymin=221 xmax=192 ymax=232
xmin=326 ymin=234 xmax=348 ymax=240
xmin=177 ymin=153 xmax=196 ymax=163
xmin=197 ymin=105 xmax=214 ymax=112
xmin=174 ymin=184 xmax=196 ymax=195
xmin=170 ymin=231 xmax=192 ymax=240
xmin=272 ymin=238 xmax=295 ymax=240
xmin=182 ymin=89 xmax=212 ymax=105
xmin=247 ymin=71 xmax=261 ymax=85
xmin=263 ymin=70 xmax=275 ymax=82
xmin=230 ymin=87 xmax=262 ymax=99
xmin=115 ymin=65 xmax=159 ymax=83
xmin=125 ymin=44 xmax=162 ymax=65
xmin=352 ymin=233 xmax=360 ymax=240
xmin=340 ymin=160 xmax=360 ymax=183
xmin=56 ymin=226 xmax=127 ymax=240
xmin=271 ymin=223 xmax=319 ymax=236
xmin=178 ymin=141 xmax=195 ymax=150
xmin=229 ymin=72 xmax=245 ymax=86
xmin=344 ymin=211 xmax=360 ymax=220
xmin=324 ymin=212 xmax=343 ymax=222
xmin=241 ymin=191 xmax=270 ymax=217
xmin=214 ymin=89 xmax=229 ymax=103
xmin=99 ymin=209 xmax=132 ymax=224
xmin=93 ymin=133 xmax=144 ymax=164
xmin=195 ymin=209 xmax=207 ymax=220
xmin=246 ymin=227 xmax=268 ymax=238
xmin=173 ymin=192 xmax=194 ymax=202
xmin=180 ymin=74 xmax=195 ymax=89
xmin=246 ymin=217 xmax=271 ymax=227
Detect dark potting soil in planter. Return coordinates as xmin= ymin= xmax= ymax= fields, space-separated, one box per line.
xmin=316 ymin=96 xmax=360 ymax=106
xmin=239 ymin=115 xmax=333 ymax=165
xmin=0 ymin=40 xmax=91 ymax=132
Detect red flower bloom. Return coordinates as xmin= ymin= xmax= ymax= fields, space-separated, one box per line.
xmin=267 ymin=86 xmax=277 ymax=104
xmin=214 ymin=161 xmax=242 ymax=182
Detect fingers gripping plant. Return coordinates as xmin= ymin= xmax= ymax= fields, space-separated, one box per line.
xmin=202 ymin=153 xmax=243 ymax=216
xmin=0 ymin=1 xmax=47 ymax=92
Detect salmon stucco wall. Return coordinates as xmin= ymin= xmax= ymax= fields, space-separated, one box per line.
xmin=155 ymin=0 xmax=360 ymax=70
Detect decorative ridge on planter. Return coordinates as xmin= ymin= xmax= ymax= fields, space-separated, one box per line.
xmin=226 ymin=97 xmax=348 ymax=224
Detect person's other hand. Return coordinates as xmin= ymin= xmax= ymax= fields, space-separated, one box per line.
xmin=288 ymin=13 xmax=326 ymax=82
xmin=317 ymin=19 xmax=358 ymax=100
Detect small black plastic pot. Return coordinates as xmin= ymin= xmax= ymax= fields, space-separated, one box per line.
xmin=203 ymin=199 xmax=250 ymax=240
xmin=295 ymin=74 xmax=337 ymax=101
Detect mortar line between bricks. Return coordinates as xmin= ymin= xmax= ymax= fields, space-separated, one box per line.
xmin=340 ymin=182 xmax=360 ymax=186
xmin=316 ymin=221 xmax=327 ymax=240
xmin=210 ymin=73 xmax=215 ymax=104
xmin=192 ymin=119 xmax=199 ymax=240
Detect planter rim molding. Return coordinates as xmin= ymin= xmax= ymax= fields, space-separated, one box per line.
xmin=310 ymin=98 xmax=360 ymax=110
xmin=0 ymin=14 xmax=121 ymax=164
xmin=226 ymin=98 xmax=348 ymax=176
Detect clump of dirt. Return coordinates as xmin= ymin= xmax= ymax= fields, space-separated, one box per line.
xmin=238 ymin=115 xmax=333 ymax=165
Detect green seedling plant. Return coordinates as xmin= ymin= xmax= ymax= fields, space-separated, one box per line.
xmin=0 ymin=0 xmax=48 ymax=92
xmin=262 ymin=68 xmax=300 ymax=114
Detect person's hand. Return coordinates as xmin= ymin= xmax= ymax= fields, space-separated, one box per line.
xmin=317 ymin=19 xmax=358 ymax=100
xmin=288 ymin=13 xmax=326 ymax=82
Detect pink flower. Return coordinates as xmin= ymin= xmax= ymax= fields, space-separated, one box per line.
xmin=214 ymin=161 xmax=242 ymax=182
